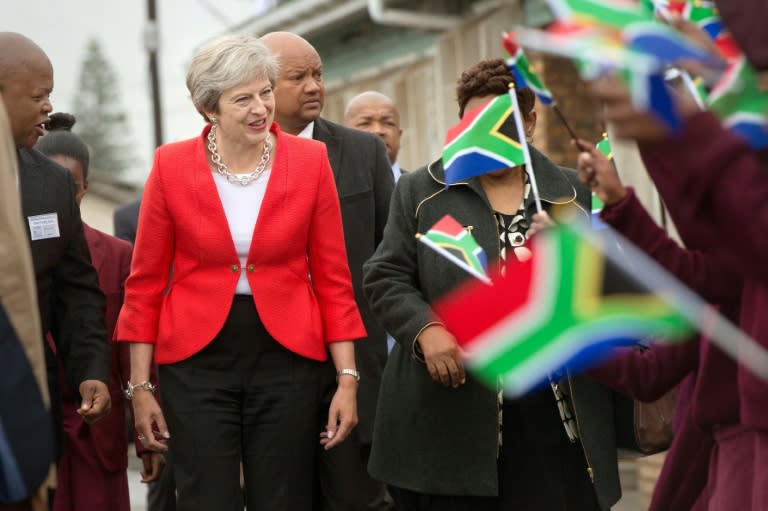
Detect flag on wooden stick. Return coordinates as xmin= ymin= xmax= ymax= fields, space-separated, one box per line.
xmin=502 ymin=32 xmax=556 ymax=106
xmin=417 ymin=215 xmax=490 ymax=283
xmin=442 ymin=93 xmax=526 ymax=184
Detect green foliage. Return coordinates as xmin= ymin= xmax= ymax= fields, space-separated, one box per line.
xmin=73 ymin=38 xmax=136 ymax=177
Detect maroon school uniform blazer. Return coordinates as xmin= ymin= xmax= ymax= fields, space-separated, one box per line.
xmin=58 ymin=224 xmax=148 ymax=472
xmin=637 ymin=112 xmax=768 ymax=431
xmin=589 ymin=187 xmax=742 ymax=510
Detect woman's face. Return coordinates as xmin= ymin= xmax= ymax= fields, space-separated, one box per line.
xmin=209 ymin=76 xmax=275 ymax=150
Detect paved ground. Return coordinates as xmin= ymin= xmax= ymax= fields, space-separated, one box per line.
xmin=126 ymin=460 xmax=645 ymax=510
xmin=127 ymin=455 xmax=148 ymax=511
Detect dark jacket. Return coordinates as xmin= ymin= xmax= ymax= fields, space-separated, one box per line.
xmin=313 ymin=117 xmax=394 ymax=444
xmin=61 ymin=224 xmax=138 ymax=472
xmin=113 ymin=198 xmax=141 ymax=244
xmin=19 ymin=148 xmax=109 ymax=392
xmin=362 ymin=149 xmax=621 ymax=509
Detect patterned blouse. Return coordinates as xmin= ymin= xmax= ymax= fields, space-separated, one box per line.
xmin=493 ymin=173 xmax=579 ymax=450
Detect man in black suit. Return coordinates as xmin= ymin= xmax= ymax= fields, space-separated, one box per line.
xmin=344 ymin=90 xmax=404 ymax=170
xmin=262 ymin=31 xmax=394 ymax=511
xmin=113 ymin=197 xmax=141 ymax=244
xmin=0 ymin=91 xmax=53 ymax=510
xmin=0 ymin=33 xmax=111 ymax=455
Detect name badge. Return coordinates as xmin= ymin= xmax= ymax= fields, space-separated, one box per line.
xmin=28 ymin=213 xmax=60 ymax=241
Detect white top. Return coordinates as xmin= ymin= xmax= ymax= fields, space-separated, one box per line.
xmin=212 ymin=170 xmax=272 ymax=295
xmin=391 ymin=161 xmax=402 ymax=183
xmin=297 ymin=121 xmax=315 ymax=139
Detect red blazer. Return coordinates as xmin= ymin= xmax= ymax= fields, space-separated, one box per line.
xmin=115 ymin=123 xmax=366 ymax=364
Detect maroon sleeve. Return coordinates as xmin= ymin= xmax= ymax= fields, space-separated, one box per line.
xmin=601 ymin=187 xmax=742 ymax=304
xmin=639 ymin=111 xmax=768 ymax=283
xmin=587 ymin=340 xmax=698 ymax=402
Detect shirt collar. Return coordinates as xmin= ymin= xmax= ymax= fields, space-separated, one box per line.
xmin=391 ymin=161 xmax=401 ymax=181
xmin=297 ymin=121 xmax=315 ymax=139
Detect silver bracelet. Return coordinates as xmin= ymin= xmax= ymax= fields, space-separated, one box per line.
xmin=124 ymin=380 xmax=157 ymax=400
xmin=336 ymin=368 xmax=361 ymax=383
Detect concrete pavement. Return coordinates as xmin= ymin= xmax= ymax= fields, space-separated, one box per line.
xmin=126 ymin=459 xmax=644 ymax=510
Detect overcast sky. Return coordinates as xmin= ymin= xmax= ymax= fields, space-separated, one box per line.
xmin=2 ymin=0 xmax=262 ymax=184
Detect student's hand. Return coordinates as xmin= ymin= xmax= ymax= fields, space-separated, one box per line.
xmin=418 ymin=324 xmax=466 ymax=388
xmin=575 ymin=140 xmax=627 ymax=206
xmin=140 ymin=452 xmax=165 ymax=483
xmin=529 ymin=211 xmax=555 ymax=237
xmin=78 ymin=380 xmax=111 ymax=424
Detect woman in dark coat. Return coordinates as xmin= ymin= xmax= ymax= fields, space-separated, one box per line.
xmin=362 ymin=59 xmax=621 ymax=511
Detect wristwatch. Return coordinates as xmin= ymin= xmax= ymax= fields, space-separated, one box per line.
xmin=124 ymin=380 xmax=157 ymax=400
xmin=336 ymin=368 xmax=361 ymax=383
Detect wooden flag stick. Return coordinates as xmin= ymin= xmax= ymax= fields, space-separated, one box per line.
xmin=552 ymin=105 xmax=588 ymax=151
xmin=509 ymin=83 xmax=544 ymax=214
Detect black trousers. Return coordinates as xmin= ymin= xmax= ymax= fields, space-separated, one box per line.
xmin=160 ymin=296 xmax=323 ymax=511
xmin=389 ymin=394 xmax=600 ymax=511
xmin=314 ymin=363 xmax=393 ymax=511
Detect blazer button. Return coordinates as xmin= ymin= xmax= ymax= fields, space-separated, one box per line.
xmin=247 ymin=264 xmax=255 ymax=273
xmin=231 ymin=264 xmax=239 ymax=272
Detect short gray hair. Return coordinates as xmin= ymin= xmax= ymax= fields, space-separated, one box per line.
xmin=187 ymin=34 xmax=278 ymax=122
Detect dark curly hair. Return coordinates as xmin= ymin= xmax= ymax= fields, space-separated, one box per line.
xmin=456 ymin=59 xmax=535 ymax=119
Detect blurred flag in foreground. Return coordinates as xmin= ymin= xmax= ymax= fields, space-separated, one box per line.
xmin=502 ymin=33 xmax=555 ymax=106
xmin=547 ymin=0 xmax=648 ymax=30
xmin=709 ymin=56 xmax=768 ymax=150
xmin=442 ymin=93 xmax=526 ymax=184
xmin=417 ymin=215 xmax=490 ymax=283
xmin=433 ymin=219 xmax=768 ymax=396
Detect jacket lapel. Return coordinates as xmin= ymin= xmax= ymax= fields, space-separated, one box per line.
xmin=313 ymin=118 xmax=342 ymax=180
xmin=249 ymin=124 xmax=287 ymax=261
xmin=193 ymin=128 xmax=238 ymax=259
xmin=18 ymin=149 xmax=49 ymax=218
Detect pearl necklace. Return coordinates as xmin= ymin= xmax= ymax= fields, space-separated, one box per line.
xmin=207 ymin=125 xmax=272 ymax=186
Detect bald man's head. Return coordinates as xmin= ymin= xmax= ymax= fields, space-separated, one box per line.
xmin=261 ymin=32 xmax=324 ymax=135
xmin=344 ymin=91 xmax=402 ymax=164
xmin=0 ymin=33 xmax=53 ymax=148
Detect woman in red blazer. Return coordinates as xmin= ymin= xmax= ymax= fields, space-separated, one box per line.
xmin=115 ymin=34 xmax=366 ymax=511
